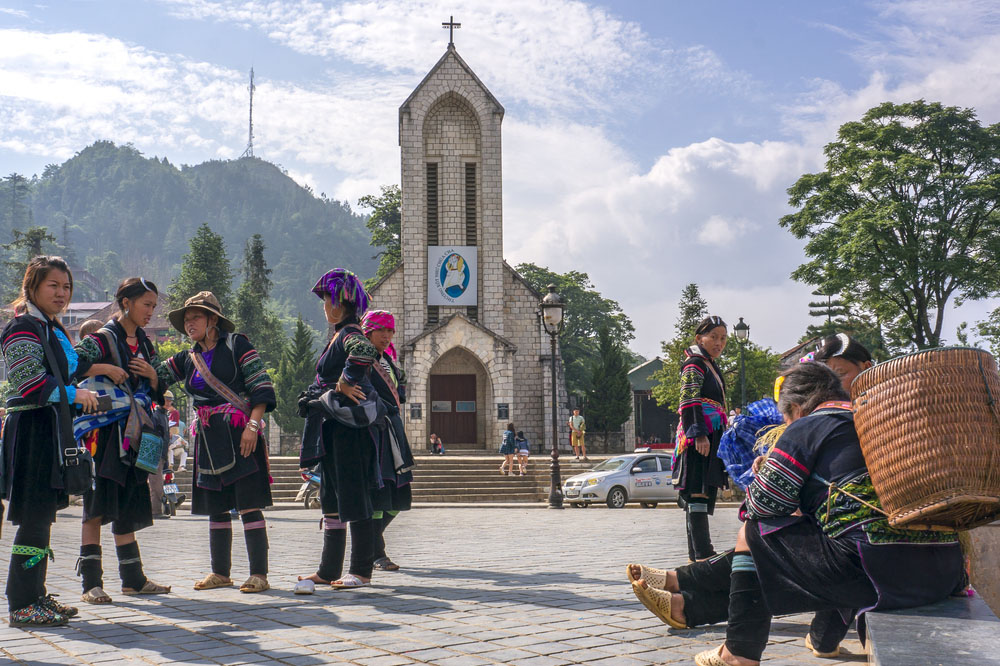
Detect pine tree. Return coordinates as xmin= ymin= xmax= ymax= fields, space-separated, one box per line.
xmin=2 ymin=226 xmax=58 ymax=303
xmin=272 ymin=317 xmax=316 ymax=436
xmin=169 ymin=223 xmax=234 ymax=311
xmin=652 ymin=283 xmax=709 ymax=409
xmin=587 ymin=325 xmax=633 ymax=452
xmin=233 ymin=234 xmax=286 ymax=366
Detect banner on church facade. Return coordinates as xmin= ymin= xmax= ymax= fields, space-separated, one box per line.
xmin=428 ymin=246 xmax=478 ymax=306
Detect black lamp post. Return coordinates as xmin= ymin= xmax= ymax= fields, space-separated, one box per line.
xmin=540 ymin=284 xmax=566 ymax=510
xmin=734 ymin=317 xmax=750 ymax=409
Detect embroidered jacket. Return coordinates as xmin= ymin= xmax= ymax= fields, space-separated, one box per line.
xmin=2 ymin=305 xmax=81 ymax=408
xmin=678 ymin=345 xmax=726 ymax=440
xmin=74 ymin=319 xmax=166 ymax=403
xmin=311 ymin=317 xmax=378 ymax=393
xmin=162 ymin=332 xmax=275 ymax=411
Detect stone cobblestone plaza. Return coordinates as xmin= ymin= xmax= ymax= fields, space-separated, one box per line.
xmin=0 ymin=506 xmax=865 ymax=665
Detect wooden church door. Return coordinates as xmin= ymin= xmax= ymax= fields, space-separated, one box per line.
xmin=430 ymin=374 xmax=477 ymax=445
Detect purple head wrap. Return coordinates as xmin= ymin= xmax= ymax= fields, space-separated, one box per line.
xmin=312 ymin=268 xmax=369 ymax=317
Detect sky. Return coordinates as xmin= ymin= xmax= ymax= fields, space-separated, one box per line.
xmin=2 ymin=0 xmax=1000 ymax=358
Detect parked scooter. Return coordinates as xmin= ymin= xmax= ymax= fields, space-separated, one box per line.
xmin=161 ymin=469 xmax=187 ymax=517
xmin=295 ymin=465 xmax=321 ymax=509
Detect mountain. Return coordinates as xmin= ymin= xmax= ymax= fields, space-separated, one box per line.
xmin=23 ymin=140 xmax=375 ymax=329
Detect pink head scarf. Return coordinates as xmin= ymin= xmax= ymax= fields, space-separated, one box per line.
xmin=362 ymin=310 xmax=397 ymax=360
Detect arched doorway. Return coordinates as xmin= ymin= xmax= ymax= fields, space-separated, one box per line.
xmin=428 ymin=347 xmax=493 ymax=449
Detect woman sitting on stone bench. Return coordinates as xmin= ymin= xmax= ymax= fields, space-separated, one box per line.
xmin=628 ymin=362 xmax=964 ymax=666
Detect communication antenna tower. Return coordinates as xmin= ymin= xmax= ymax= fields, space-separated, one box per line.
xmin=240 ymin=67 xmax=256 ymax=158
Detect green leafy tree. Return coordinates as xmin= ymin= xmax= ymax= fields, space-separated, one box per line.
xmin=154 ymin=335 xmax=191 ymax=415
xmin=587 ymin=325 xmax=633 ymax=451
xmin=652 ymin=284 xmax=709 ymax=409
xmin=720 ymin=341 xmax=782 ymax=408
xmin=2 ymin=226 xmax=58 ymax=303
xmin=233 ymin=234 xmax=287 ymax=366
xmin=358 ymin=184 xmax=401 ymax=285
xmin=169 ymin=223 xmax=234 ymax=312
xmin=781 ymin=100 xmax=1000 ymax=350
xmin=1 ymin=173 xmax=33 ymax=239
xmin=272 ymin=317 xmax=316 ymax=436
xmin=515 ymin=263 xmax=635 ymax=397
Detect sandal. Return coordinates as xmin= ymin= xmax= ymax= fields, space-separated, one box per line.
xmin=81 ymin=586 xmax=113 ymax=604
xmin=41 ymin=594 xmax=78 ymax=618
xmin=193 ymin=573 xmax=233 ymax=591
xmin=122 ymin=579 xmax=171 ymax=595
xmin=626 ymin=563 xmax=670 ymax=590
xmin=239 ymin=575 xmax=270 ymax=593
xmin=694 ymin=645 xmax=731 ymax=666
xmin=805 ymin=634 xmax=841 ymax=658
xmin=8 ymin=601 xmax=69 ymax=627
xmin=630 ymin=580 xmax=687 ymax=630
xmin=330 ymin=573 xmax=371 ymax=589
xmin=373 ymin=557 xmax=400 ymax=571
xmin=293 ymin=579 xmax=316 ymax=595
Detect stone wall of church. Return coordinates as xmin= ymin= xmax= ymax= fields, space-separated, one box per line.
xmin=503 ymin=267 xmax=545 ymax=444
xmin=369 ymin=266 xmax=405 ymax=329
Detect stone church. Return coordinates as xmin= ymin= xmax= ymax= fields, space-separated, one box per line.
xmin=368 ymin=43 xmax=569 ymax=452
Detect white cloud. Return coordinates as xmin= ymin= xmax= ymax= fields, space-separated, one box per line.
xmin=0 ymin=7 xmax=29 ymax=18
xmin=697 ymin=215 xmax=755 ymax=247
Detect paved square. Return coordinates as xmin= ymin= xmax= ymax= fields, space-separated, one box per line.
xmin=1 ymin=506 xmax=864 ymax=665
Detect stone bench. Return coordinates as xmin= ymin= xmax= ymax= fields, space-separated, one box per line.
xmin=866 ymin=594 xmax=1000 ymax=665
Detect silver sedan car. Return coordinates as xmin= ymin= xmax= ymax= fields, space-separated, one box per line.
xmin=562 ymin=452 xmax=677 ymax=508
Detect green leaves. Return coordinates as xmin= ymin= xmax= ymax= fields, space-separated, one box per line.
xmin=358 ymin=185 xmax=402 ymax=286
xmin=272 ymin=317 xmax=317 ymax=436
xmin=169 ymin=223 xmax=234 ymax=313
xmin=781 ymin=100 xmax=1000 ymax=349
xmin=586 ymin=325 xmax=632 ymax=441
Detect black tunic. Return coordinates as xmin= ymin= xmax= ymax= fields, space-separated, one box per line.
xmin=369 ymin=352 xmax=414 ymax=513
xmin=675 ymin=346 xmax=728 ymax=505
xmin=164 ymin=332 xmax=275 ymax=514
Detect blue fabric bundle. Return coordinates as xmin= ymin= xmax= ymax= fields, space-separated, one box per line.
xmin=718 ymin=398 xmax=783 ymax=489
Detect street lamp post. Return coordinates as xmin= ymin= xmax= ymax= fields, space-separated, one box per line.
xmin=540 ymin=284 xmax=566 ymax=510
xmin=734 ymin=317 xmax=750 ymax=409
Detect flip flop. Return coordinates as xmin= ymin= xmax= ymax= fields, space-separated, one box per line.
xmin=805 ymin=634 xmax=841 ymax=658
xmin=81 ymin=586 xmax=112 ymax=604
xmin=239 ymin=575 xmax=270 ymax=593
xmin=626 ymin=563 xmax=670 ymax=590
xmin=193 ymin=573 xmax=233 ymax=591
xmin=122 ymin=579 xmax=171 ymax=595
xmin=293 ymin=579 xmax=315 ymax=595
xmin=374 ymin=558 xmax=400 ymax=571
xmin=630 ymin=580 xmax=687 ymax=630
xmin=330 ymin=573 xmax=371 ymax=589
xmin=694 ymin=645 xmax=732 ymax=666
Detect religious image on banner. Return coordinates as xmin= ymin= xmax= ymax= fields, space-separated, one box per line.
xmin=428 ymin=246 xmax=477 ymax=306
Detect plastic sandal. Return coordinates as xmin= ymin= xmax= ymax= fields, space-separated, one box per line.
xmin=239 ymin=575 xmax=270 ymax=593
xmin=41 ymin=594 xmax=78 ymax=618
xmin=805 ymin=634 xmax=841 ymax=658
xmin=193 ymin=573 xmax=233 ymax=590
xmin=81 ymin=586 xmax=113 ymax=604
xmin=373 ymin=557 xmax=400 ymax=571
xmin=630 ymin=580 xmax=687 ymax=630
xmin=694 ymin=646 xmax=731 ymax=666
xmin=293 ymin=579 xmax=315 ymax=595
xmin=625 ymin=563 xmax=671 ymax=590
xmin=122 ymin=579 xmax=171 ymax=595
xmin=330 ymin=573 xmax=371 ymax=589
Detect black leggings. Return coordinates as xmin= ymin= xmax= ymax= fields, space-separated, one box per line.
xmin=6 ymin=522 xmax=52 ymax=612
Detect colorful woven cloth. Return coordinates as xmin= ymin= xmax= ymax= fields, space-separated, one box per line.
xmin=311 ymin=268 xmax=369 ymax=316
xmin=72 ymin=384 xmax=147 ymax=441
xmin=189 ymin=403 xmax=249 ymax=438
xmin=361 ymin=310 xmax=397 ymax=360
xmin=718 ymin=398 xmax=784 ymax=489
xmin=672 ymin=398 xmax=727 ymax=471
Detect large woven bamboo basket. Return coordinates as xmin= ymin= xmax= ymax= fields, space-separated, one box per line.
xmin=851 ymin=347 xmax=1000 ymax=530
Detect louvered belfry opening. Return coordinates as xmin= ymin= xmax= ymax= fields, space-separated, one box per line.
xmin=465 ymin=162 xmax=478 ymax=322
xmin=427 ymin=161 xmax=440 ymax=326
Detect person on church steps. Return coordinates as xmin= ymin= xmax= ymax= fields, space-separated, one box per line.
xmin=361 ymin=310 xmax=415 ymax=572
xmin=72 ymin=277 xmax=173 ymax=604
xmin=673 ymin=316 xmax=729 ymax=563
xmin=296 ymin=269 xmax=383 ymax=592
xmin=2 ymin=257 xmax=99 ymax=626
xmin=499 ymin=423 xmax=516 ymax=475
xmin=631 ymin=362 xmax=963 ymax=666
xmin=160 ymin=291 xmax=276 ymax=594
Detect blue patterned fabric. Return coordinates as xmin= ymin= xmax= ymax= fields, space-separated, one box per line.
xmin=72 ymin=384 xmax=151 ymax=440
xmin=718 ymin=398 xmax=783 ymax=489
xmin=46 ymin=327 xmax=78 ymax=404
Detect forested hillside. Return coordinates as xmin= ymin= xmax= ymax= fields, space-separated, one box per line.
xmin=5 ymin=141 xmax=375 ymax=328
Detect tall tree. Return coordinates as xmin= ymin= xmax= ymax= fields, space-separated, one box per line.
xmin=1 ymin=173 xmax=32 ymax=237
xmin=515 ymin=263 xmax=635 ymax=397
xmin=781 ymin=100 xmax=1000 ymax=349
xmin=2 ymin=226 xmax=58 ymax=303
xmin=169 ymin=223 xmax=234 ymax=312
xmin=675 ymin=283 xmax=708 ymax=336
xmin=233 ymin=234 xmax=287 ymax=366
xmin=358 ymin=184 xmax=401 ymax=285
xmin=587 ymin=325 xmax=633 ymax=451
xmin=272 ymin=317 xmax=316 ymax=436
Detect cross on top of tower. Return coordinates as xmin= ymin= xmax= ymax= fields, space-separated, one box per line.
xmin=442 ymin=15 xmax=461 ymax=47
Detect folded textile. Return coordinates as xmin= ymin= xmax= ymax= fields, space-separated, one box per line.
xmin=718 ymin=398 xmax=783 ymax=489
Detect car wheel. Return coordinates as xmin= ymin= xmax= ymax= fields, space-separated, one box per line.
xmin=606 ymin=487 xmax=627 ymax=509
xmin=640 ymin=502 xmax=658 ymax=509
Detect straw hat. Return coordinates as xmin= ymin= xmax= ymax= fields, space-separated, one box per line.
xmin=163 ymin=390 xmax=175 ymax=400
xmin=167 ymin=291 xmax=235 ymax=334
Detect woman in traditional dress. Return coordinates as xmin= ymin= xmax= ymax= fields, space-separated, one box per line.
xmin=2 ymin=256 xmax=99 ymax=626
xmin=73 ymin=277 xmax=172 ymax=604
xmin=361 ymin=310 xmax=415 ymax=572
xmin=161 ymin=291 xmax=276 ymax=593
xmin=631 ymin=362 xmax=963 ymax=666
xmin=296 ymin=269 xmax=381 ymax=591
xmin=674 ymin=316 xmax=729 ymax=561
